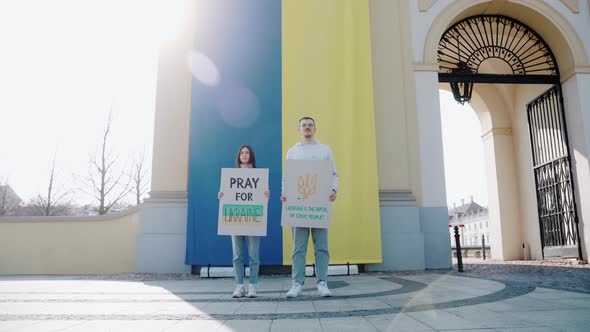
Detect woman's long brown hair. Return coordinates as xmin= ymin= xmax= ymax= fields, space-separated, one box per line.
xmin=235 ymin=144 xmax=256 ymax=168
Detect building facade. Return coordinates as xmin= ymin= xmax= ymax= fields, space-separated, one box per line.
xmin=135 ymin=0 xmax=590 ymax=273
xmin=449 ymin=199 xmax=490 ymax=247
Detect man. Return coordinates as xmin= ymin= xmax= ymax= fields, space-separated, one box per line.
xmin=281 ymin=116 xmax=338 ymax=298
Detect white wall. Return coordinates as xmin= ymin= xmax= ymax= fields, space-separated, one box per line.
xmin=415 ymin=71 xmax=448 ymax=207
xmin=562 ymin=74 xmax=590 ymax=260
xmin=410 ymin=0 xmax=590 ymax=261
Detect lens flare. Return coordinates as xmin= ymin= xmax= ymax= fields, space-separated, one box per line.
xmin=216 ymin=86 xmax=260 ymax=128
xmin=189 ymin=51 xmax=220 ymax=87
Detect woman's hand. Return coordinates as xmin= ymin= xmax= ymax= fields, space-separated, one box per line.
xmin=218 ymin=192 xmax=224 ymax=199
xmin=280 ymin=195 xmax=287 ymax=203
xmin=264 ymin=190 xmax=270 ymax=199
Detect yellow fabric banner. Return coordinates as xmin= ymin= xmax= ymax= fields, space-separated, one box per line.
xmin=282 ymin=0 xmax=382 ymax=264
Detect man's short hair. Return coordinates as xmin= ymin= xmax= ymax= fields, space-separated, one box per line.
xmin=298 ymin=116 xmax=315 ymax=126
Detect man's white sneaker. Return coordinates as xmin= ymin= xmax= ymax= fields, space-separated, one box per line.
xmin=286 ymin=283 xmax=302 ymax=298
xmin=247 ymin=284 xmax=257 ymax=298
xmin=232 ymin=284 xmax=245 ymax=298
xmin=317 ymin=281 xmax=332 ymax=297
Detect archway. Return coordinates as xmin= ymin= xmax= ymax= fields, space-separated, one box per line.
xmin=437 ymin=13 xmax=582 ymax=260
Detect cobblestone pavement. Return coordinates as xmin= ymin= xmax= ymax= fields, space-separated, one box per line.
xmin=0 ymin=262 xmax=589 ymax=331
xmin=451 ymin=259 xmax=590 ymax=294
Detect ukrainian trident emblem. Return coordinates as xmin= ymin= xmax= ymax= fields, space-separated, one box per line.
xmin=297 ymin=173 xmax=318 ymax=200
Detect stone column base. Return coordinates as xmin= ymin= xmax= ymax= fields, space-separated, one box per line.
xmin=135 ymin=191 xmax=191 ymax=274
xmin=367 ymin=190 xmax=451 ymax=271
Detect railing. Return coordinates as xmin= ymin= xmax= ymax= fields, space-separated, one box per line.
xmin=451 ymin=246 xmax=491 ymax=259
xmin=453 ymin=229 xmax=491 ymax=272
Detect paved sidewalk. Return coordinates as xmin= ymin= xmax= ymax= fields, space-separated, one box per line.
xmin=1 ymin=263 xmax=589 ymax=331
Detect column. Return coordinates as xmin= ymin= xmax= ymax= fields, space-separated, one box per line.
xmin=482 ymin=128 xmax=523 ymax=260
xmin=414 ymin=70 xmax=452 ymax=269
xmin=563 ymin=73 xmax=590 ymax=261
xmin=135 ymin=0 xmax=195 ymax=273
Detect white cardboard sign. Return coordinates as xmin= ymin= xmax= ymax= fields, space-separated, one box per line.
xmin=281 ymin=160 xmax=332 ymax=229
xmin=217 ymin=168 xmax=268 ymax=236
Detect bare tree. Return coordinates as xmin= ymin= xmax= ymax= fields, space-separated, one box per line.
xmin=129 ymin=152 xmax=150 ymax=206
xmin=85 ymin=113 xmax=132 ymax=215
xmin=30 ymin=153 xmax=71 ymax=216
xmin=0 ymin=182 xmax=9 ymax=217
xmin=0 ymin=178 xmax=22 ymax=216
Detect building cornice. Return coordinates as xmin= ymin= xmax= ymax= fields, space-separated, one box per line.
xmin=0 ymin=206 xmax=140 ymax=223
xmin=142 ymin=191 xmax=188 ymax=207
xmin=419 ymin=0 xmax=438 ymax=12
xmin=413 ymin=63 xmax=439 ymax=72
xmin=482 ymin=128 xmax=512 ymax=141
xmin=559 ymin=0 xmax=579 ymax=14
xmin=379 ymin=190 xmax=417 ymax=206
xmin=561 ymin=65 xmax=590 ymax=82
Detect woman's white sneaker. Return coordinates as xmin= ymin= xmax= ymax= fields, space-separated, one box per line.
xmin=286 ymin=283 xmax=302 ymax=298
xmin=317 ymin=281 xmax=332 ymax=297
xmin=232 ymin=284 xmax=245 ymax=298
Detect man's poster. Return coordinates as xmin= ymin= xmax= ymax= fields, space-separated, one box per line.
xmin=281 ymin=160 xmax=331 ymax=229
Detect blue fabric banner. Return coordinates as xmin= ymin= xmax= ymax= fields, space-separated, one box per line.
xmin=186 ymin=0 xmax=283 ymax=266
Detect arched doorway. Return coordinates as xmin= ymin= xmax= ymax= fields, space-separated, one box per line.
xmin=437 ymin=14 xmax=582 ymax=259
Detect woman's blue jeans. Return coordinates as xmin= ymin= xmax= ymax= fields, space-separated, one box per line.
xmin=231 ymin=235 xmax=260 ymax=285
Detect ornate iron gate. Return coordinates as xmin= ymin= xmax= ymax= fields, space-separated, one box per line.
xmin=526 ymin=85 xmax=582 ymax=259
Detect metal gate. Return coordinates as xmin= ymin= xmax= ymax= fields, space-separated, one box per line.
xmin=526 ymin=85 xmax=582 ymax=259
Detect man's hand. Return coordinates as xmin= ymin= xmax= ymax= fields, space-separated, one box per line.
xmin=218 ymin=192 xmax=224 ymax=199
xmin=329 ymin=190 xmax=337 ymax=202
xmin=280 ymin=195 xmax=287 ymax=202
xmin=264 ymin=190 xmax=270 ymax=199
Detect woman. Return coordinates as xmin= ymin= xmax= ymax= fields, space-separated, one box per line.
xmin=218 ymin=144 xmax=269 ymax=298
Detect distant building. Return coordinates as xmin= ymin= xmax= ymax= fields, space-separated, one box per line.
xmin=0 ymin=185 xmax=23 ymax=216
xmin=449 ymin=197 xmax=489 ymax=247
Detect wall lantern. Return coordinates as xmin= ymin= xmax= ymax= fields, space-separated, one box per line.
xmin=449 ymin=61 xmax=473 ymax=105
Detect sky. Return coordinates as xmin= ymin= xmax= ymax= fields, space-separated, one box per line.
xmin=439 ymin=90 xmax=489 ymax=207
xmin=0 ymin=1 xmax=488 ymax=208
xmin=0 ymin=0 xmax=187 ymax=205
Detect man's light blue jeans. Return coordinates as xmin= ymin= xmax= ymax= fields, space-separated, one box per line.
xmin=291 ymin=227 xmax=329 ymax=285
xmin=231 ymin=235 xmax=260 ymax=285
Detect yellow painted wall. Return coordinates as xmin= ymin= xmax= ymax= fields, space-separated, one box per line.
xmin=282 ymin=0 xmax=382 ymax=264
xmin=0 ymin=209 xmax=140 ymax=274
